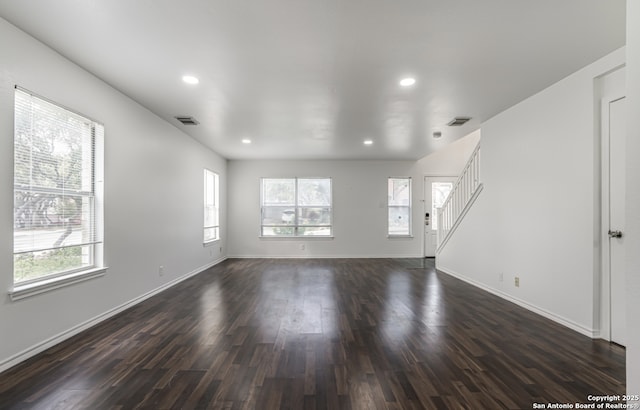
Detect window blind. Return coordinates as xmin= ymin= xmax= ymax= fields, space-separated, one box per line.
xmin=13 ymin=88 xmax=103 ymax=284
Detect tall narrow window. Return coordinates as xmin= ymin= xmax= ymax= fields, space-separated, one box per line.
xmin=13 ymin=88 xmax=104 ymax=286
xmin=261 ymin=178 xmax=332 ymax=237
xmin=388 ymin=177 xmax=411 ymax=236
xmin=204 ymin=169 xmax=219 ymax=243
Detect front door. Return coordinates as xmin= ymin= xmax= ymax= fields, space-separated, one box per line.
xmin=423 ymin=177 xmax=456 ymax=257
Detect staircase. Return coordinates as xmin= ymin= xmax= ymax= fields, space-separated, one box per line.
xmin=436 ymin=142 xmax=483 ymax=253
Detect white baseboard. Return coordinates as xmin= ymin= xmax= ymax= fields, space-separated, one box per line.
xmin=226 ymin=254 xmax=424 ymax=259
xmin=0 ymin=257 xmax=227 ymax=374
xmin=437 ymin=264 xmax=597 ymax=338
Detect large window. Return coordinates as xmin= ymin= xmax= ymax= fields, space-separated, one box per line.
xmin=260 ymin=178 xmax=332 ymax=237
xmin=204 ymin=169 xmax=219 ymax=243
xmin=388 ymin=177 xmax=411 ymax=236
xmin=13 ymin=88 xmax=104 ymax=287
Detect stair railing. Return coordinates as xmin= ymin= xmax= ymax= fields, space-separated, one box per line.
xmin=436 ymin=142 xmax=483 ymax=252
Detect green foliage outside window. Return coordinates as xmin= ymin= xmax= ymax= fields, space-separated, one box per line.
xmin=14 ymin=246 xmax=83 ymax=283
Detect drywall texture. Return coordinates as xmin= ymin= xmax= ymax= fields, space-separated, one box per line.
xmin=436 ymin=48 xmax=625 ymax=336
xmin=626 ymin=1 xmax=640 ymax=395
xmin=0 ymin=18 xmax=227 ymax=369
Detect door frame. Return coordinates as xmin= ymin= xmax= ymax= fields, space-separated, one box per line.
xmin=600 ymin=94 xmax=626 ymax=342
xmin=423 ymin=175 xmax=457 ymax=258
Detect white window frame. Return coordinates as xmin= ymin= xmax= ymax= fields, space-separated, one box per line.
xmin=260 ymin=177 xmax=333 ymax=237
xmin=203 ymin=169 xmax=220 ymax=244
xmin=388 ymin=177 xmax=412 ymax=237
xmin=10 ymin=87 xmax=105 ymax=300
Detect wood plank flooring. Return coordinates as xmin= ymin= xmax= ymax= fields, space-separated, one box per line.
xmin=0 ymin=258 xmax=625 ymax=409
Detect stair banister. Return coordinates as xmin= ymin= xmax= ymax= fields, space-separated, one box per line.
xmin=436 ymin=142 xmax=483 ymax=253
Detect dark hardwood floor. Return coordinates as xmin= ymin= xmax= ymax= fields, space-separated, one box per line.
xmin=0 ymin=258 xmax=625 ymax=409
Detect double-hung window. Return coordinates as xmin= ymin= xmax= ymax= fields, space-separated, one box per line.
xmin=260 ymin=178 xmax=332 ymax=237
xmin=13 ymin=88 xmax=104 ymax=292
xmin=388 ymin=177 xmax=411 ymax=236
xmin=204 ymin=169 xmax=219 ymax=243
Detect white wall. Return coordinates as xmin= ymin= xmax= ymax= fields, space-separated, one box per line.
xmin=416 ymin=130 xmax=481 ymax=175
xmin=0 ymin=18 xmax=227 ymax=371
xmin=626 ymin=1 xmax=640 ymax=395
xmin=228 ymin=160 xmax=423 ymax=258
xmin=227 ymin=132 xmax=479 ymax=258
xmin=436 ymin=47 xmax=625 ymax=337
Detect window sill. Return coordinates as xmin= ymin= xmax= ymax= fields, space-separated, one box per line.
xmin=9 ymin=267 xmax=107 ymax=301
xmin=203 ymin=239 xmax=220 ymax=247
xmin=387 ymin=235 xmax=414 ymax=239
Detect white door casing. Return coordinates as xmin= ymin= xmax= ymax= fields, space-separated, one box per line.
xmin=598 ymin=66 xmax=625 ymax=344
xmin=608 ymin=97 xmax=626 ymax=346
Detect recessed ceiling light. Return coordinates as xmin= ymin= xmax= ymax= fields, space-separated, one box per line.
xmin=242 ymin=139 xmax=252 ymax=144
xmin=363 ymin=139 xmax=373 ymax=145
xmin=182 ymin=75 xmax=199 ymax=85
xmin=399 ymin=77 xmax=416 ymax=87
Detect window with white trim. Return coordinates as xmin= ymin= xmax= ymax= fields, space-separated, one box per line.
xmin=204 ymin=169 xmax=219 ymax=243
xmin=260 ymin=178 xmax=332 ymax=237
xmin=388 ymin=177 xmax=411 ymax=236
xmin=13 ymin=88 xmax=104 ymax=286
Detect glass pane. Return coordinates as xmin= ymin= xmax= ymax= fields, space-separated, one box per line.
xmin=262 ymin=179 xmax=295 ymax=205
xmin=204 ymin=205 xmax=213 ymax=226
xmin=388 ymin=178 xmax=410 ymax=206
xmin=14 ymin=91 xmax=93 ymax=192
xmin=204 ymin=205 xmax=218 ymax=227
xmin=262 ymin=226 xmax=295 ymax=236
xmin=204 ymin=227 xmax=218 ymax=242
xmin=298 ymin=227 xmax=332 ymax=236
xmin=204 ymin=170 xmax=215 ymax=206
xmin=432 ymin=182 xmax=453 ymax=230
xmin=298 ymin=178 xmax=331 ymax=206
xmin=388 ymin=206 xmax=410 ymax=235
xmin=262 ymin=206 xmax=296 ymax=225
xmin=298 ymin=207 xmax=331 ymax=226
xmin=14 ymin=190 xmax=95 ymax=253
xmin=14 ymin=245 xmax=93 ymax=283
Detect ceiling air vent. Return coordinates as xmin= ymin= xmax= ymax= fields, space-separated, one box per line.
xmin=447 ymin=117 xmax=471 ymax=126
xmin=175 ymin=116 xmax=199 ymax=125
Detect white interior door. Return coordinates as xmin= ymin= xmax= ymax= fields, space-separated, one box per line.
xmin=423 ymin=177 xmax=456 ymax=257
xmin=608 ymin=97 xmax=626 ymax=346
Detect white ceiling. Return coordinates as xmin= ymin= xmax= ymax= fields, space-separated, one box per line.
xmin=0 ymin=1 xmax=626 ymax=160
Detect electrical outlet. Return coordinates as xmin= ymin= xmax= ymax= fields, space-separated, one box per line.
xmin=499 ymin=272 xmax=504 ymax=282
xmin=220 ymin=247 xmax=223 ymax=253
xmin=515 ymin=276 xmax=520 ymax=287
xmin=300 ymin=244 xmax=306 ymax=251
xmin=159 ymin=265 xmax=164 ymax=276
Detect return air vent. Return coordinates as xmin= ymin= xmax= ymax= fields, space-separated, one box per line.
xmin=447 ymin=117 xmax=471 ymax=126
xmin=175 ymin=116 xmax=199 ymax=125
